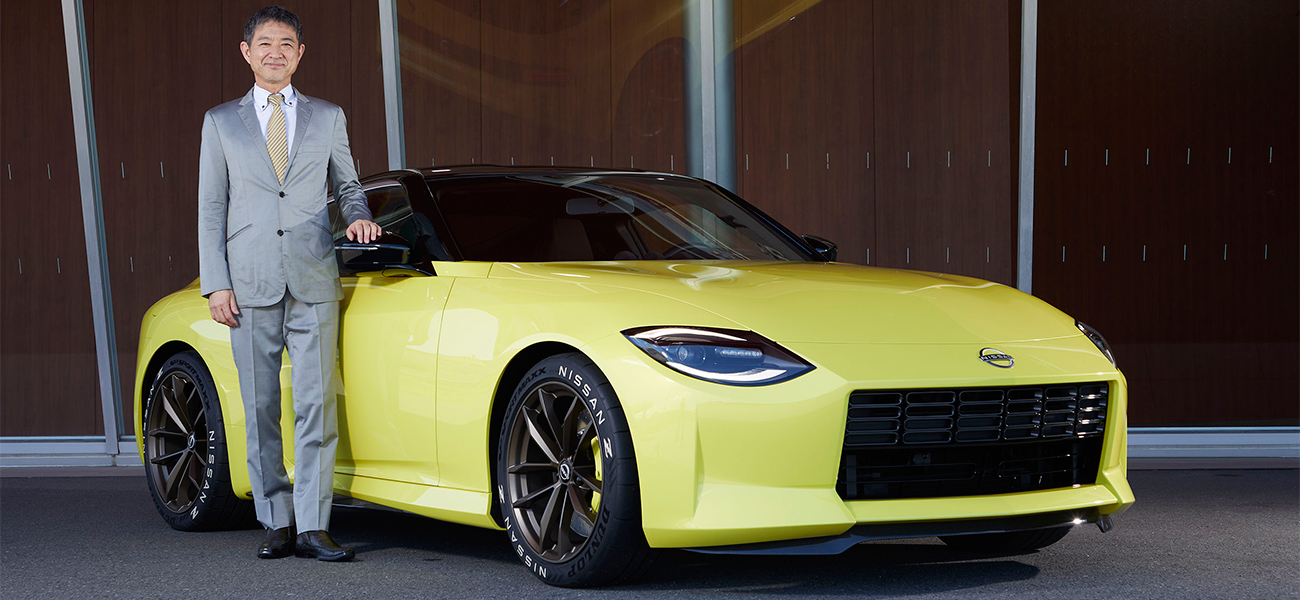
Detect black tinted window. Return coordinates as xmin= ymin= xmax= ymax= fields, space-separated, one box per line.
xmin=428 ymin=174 xmax=815 ymax=262
xmin=332 ymin=183 xmax=451 ymax=263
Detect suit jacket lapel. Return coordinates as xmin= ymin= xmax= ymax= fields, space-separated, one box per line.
xmin=236 ymin=88 xmax=279 ymax=185
xmin=286 ymin=95 xmax=313 ymax=177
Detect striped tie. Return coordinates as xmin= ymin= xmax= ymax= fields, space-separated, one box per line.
xmin=267 ymin=93 xmax=288 ymax=184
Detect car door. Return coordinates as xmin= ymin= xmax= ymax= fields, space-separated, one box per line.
xmin=332 ymin=176 xmax=454 ymax=486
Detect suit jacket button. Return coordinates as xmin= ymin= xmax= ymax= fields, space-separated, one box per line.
xmin=279 ymin=191 xmax=286 ymax=198
xmin=277 ymin=230 xmax=284 ymax=236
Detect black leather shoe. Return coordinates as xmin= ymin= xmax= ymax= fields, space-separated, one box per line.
xmin=258 ymin=527 xmax=295 ymax=559
xmin=295 ymin=530 xmax=355 ymax=562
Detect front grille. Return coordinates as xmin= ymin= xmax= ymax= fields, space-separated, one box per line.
xmin=837 ymin=383 xmax=1108 ymax=500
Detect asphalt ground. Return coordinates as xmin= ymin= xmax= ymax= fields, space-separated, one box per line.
xmin=1 ymin=468 xmax=1296 ymax=599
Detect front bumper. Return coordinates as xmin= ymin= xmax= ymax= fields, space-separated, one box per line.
xmin=687 ymin=508 xmax=1115 ymax=555
xmin=582 ymin=335 xmax=1134 ymax=549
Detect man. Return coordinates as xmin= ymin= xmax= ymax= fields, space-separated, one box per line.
xmin=197 ymin=6 xmax=380 ymax=562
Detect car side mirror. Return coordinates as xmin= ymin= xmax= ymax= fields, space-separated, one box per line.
xmin=802 ymin=234 xmax=838 ymax=262
xmin=336 ymin=232 xmax=412 ymax=271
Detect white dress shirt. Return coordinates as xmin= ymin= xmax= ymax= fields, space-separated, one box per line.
xmin=252 ymin=83 xmax=297 ymax=153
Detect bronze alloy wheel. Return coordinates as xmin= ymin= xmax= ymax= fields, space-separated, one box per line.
xmin=504 ymin=380 xmax=604 ymax=562
xmin=145 ymin=369 xmax=210 ymax=513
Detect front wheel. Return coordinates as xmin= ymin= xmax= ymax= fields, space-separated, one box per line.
xmin=497 ymin=353 xmax=657 ymax=587
xmin=142 ymin=350 xmax=255 ymax=531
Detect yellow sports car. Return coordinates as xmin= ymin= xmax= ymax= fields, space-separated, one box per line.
xmin=135 ymin=167 xmax=1132 ymax=587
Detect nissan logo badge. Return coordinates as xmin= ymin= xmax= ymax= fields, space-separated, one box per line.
xmin=979 ymin=348 xmax=1014 ymax=368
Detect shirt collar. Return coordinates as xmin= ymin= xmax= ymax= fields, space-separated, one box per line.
xmin=253 ymin=84 xmax=297 ymax=110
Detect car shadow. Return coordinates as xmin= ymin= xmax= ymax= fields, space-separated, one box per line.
xmin=628 ymin=546 xmax=1041 ymax=595
xmin=328 ymin=505 xmax=1043 ymax=593
xmin=329 ymin=505 xmax=518 ymax=564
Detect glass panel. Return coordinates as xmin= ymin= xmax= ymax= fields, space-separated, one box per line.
xmin=1 ymin=0 xmax=102 ymax=436
xmin=426 ymin=174 xmax=816 ymax=262
xmin=397 ymin=1 xmax=685 ymax=172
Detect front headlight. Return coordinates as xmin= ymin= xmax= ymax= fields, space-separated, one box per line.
xmin=1076 ymin=320 xmax=1116 ymax=367
xmin=622 ymin=326 xmax=814 ymax=386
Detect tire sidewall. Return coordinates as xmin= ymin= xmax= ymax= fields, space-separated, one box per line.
xmin=143 ymin=351 xmax=231 ymax=531
xmin=497 ymin=353 xmax=640 ymax=587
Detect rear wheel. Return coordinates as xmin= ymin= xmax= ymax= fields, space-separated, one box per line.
xmin=497 ymin=353 xmax=657 ymax=587
xmin=143 ymin=351 xmax=255 ymax=531
xmin=939 ymin=525 xmax=1072 ymax=553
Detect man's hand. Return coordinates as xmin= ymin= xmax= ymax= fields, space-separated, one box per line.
xmin=209 ymin=289 xmax=240 ymax=328
xmin=346 ymin=219 xmax=382 ymax=244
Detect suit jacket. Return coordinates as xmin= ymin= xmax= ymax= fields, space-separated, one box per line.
xmin=198 ymin=87 xmax=372 ymax=307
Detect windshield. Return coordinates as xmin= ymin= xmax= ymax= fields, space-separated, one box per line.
xmin=426 ymin=174 xmax=818 ymax=262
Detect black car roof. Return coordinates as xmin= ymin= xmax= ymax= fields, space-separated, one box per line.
xmin=359 ymin=165 xmax=693 ymax=186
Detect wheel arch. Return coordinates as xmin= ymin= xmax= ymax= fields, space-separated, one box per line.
xmin=138 ymin=340 xmax=199 ymax=430
xmin=486 ymin=340 xmax=582 ymax=527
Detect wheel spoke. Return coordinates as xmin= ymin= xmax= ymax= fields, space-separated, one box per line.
xmin=522 ymin=407 xmax=562 ymax=464
xmin=559 ymin=397 xmax=581 ymax=459
xmin=185 ymin=384 xmax=203 ymax=428
xmin=168 ymin=375 xmax=193 ymax=427
xmin=537 ymin=388 xmax=566 ymax=454
xmin=566 ymin=483 xmax=593 ymax=531
xmin=163 ymin=451 xmax=192 ymax=501
xmin=539 ymin=483 xmax=565 ymax=550
xmin=512 ymin=481 xmax=559 ymax=509
xmin=573 ymin=466 xmax=603 ymax=493
xmin=558 ymin=504 xmax=574 ymax=556
xmin=508 ymin=462 xmax=554 ymax=474
xmin=160 ymin=383 xmax=190 ymax=434
xmin=148 ymin=428 xmax=188 ymax=440
xmin=192 ymin=450 xmax=208 ymax=469
xmin=150 ymin=448 xmax=187 ymax=466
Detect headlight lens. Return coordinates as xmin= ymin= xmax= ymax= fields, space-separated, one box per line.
xmin=1076 ymin=320 xmax=1116 ymax=367
xmin=622 ymin=326 xmax=814 ymax=386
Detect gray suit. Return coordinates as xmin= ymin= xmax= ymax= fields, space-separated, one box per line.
xmin=197 ymin=87 xmax=371 ymax=531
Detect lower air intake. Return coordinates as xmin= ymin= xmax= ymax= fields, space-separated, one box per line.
xmin=837 ymin=383 xmax=1108 ymax=500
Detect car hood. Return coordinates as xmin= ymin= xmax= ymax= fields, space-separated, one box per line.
xmin=489 ymin=261 xmax=1080 ymax=344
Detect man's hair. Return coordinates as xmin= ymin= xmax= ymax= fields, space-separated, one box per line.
xmin=243 ymin=6 xmax=303 ymax=45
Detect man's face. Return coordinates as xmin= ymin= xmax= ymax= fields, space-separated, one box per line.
xmin=240 ymin=20 xmax=304 ymax=90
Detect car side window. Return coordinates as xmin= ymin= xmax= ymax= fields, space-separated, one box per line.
xmin=329 ymin=184 xmax=415 ymax=243
xmin=366 ymin=185 xmax=416 ymax=236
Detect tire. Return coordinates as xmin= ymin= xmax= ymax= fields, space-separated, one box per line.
xmin=497 ymin=353 xmax=657 ymax=587
xmin=939 ymin=525 xmax=1072 ymax=553
xmin=143 ymin=350 xmax=256 ymax=531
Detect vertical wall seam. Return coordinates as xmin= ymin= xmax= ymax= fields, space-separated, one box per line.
xmin=378 ymin=0 xmax=405 ymax=170
xmin=870 ymin=0 xmax=878 ymax=265
xmin=700 ymin=0 xmax=717 ymax=183
xmin=61 ymin=0 xmax=121 ymax=454
xmin=713 ymin=0 xmax=736 ymax=191
xmin=479 ymin=5 xmax=484 ymax=163
xmin=609 ymin=1 xmax=615 ymax=166
xmin=1015 ymin=0 xmax=1037 ymax=294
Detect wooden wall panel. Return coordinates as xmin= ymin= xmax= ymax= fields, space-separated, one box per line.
xmin=397 ymin=1 xmax=484 ymax=167
xmin=734 ymin=0 xmax=875 ymax=265
xmin=91 ymin=0 xmax=223 ymax=435
xmin=88 ymin=0 xmax=385 ymax=434
xmin=1034 ymin=0 xmax=1299 ymax=425
xmin=398 ymin=0 xmax=683 ymax=172
xmin=479 ymin=0 xmax=613 ymax=167
xmin=0 ymin=0 xmax=103 ymax=436
xmin=611 ymin=0 xmax=685 ymax=174
xmin=220 ymin=1 xmax=387 ymax=177
xmin=872 ymin=0 xmax=1014 ymax=284
xmin=348 ymin=0 xmax=388 ymax=177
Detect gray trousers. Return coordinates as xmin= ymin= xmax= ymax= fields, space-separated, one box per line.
xmin=230 ymin=289 xmax=338 ymax=531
